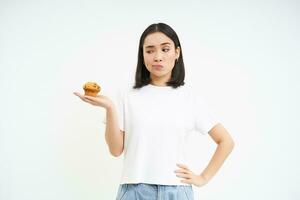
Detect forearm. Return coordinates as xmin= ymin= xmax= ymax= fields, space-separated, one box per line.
xmin=200 ymin=140 xmax=234 ymax=181
xmin=105 ymin=104 xmax=124 ymax=157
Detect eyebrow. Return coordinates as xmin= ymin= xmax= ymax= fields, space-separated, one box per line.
xmin=145 ymin=42 xmax=171 ymax=49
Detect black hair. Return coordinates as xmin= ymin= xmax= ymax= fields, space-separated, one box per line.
xmin=133 ymin=22 xmax=185 ymax=89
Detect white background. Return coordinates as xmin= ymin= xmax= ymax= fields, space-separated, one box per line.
xmin=0 ymin=0 xmax=299 ymax=199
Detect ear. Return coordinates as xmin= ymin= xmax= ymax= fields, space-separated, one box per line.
xmin=176 ymin=46 xmax=180 ymax=59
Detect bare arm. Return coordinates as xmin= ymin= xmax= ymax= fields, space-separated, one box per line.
xmin=174 ymin=123 xmax=234 ymax=187
xmin=200 ymin=123 xmax=235 ymax=182
xmin=104 ymin=104 xmax=125 ymax=157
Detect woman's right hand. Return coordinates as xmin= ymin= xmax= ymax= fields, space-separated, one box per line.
xmin=73 ymin=92 xmax=113 ymax=109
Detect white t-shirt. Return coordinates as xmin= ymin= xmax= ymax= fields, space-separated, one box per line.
xmin=103 ymin=83 xmax=220 ymax=185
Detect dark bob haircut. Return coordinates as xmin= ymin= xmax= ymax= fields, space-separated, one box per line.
xmin=133 ymin=23 xmax=185 ymax=89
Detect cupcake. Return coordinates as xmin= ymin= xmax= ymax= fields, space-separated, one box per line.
xmin=83 ymin=82 xmax=101 ymax=97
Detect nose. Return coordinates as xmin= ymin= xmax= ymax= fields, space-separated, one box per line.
xmin=153 ymin=51 xmax=163 ymax=62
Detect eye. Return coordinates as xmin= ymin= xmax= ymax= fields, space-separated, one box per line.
xmin=146 ymin=50 xmax=153 ymax=54
xmin=162 ymin=48 xmax=169 ymax=52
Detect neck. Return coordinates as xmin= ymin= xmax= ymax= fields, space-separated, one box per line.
xmin=150 ymin=73 xmax=171 ymax=86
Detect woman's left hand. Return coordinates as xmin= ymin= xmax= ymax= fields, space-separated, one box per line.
xmin=174 ymin=163 xmax=208 ymax=187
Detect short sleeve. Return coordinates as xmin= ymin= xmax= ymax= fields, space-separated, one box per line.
xmin=102 ymin=88 xmax=125 ymax=132
xmin=192 ymin=94 xmax=220 ymax=135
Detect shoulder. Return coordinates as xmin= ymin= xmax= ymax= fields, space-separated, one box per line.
xmin=115 ymin=84 xmax=135 ymax=99
xmin=179 ymin=83 xmax=195 ymax=99
xmin=181 ymin=83 xmax=210 ymax=105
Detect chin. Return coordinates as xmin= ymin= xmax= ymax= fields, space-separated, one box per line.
xmin=152 ymin=72 xmax=167 ymax=77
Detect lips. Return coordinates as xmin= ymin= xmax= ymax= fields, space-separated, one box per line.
xmin=152 ymin=65 xmax=163 ymax=68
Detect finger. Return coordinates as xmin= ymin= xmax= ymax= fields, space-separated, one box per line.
xmin=73 ymin=93 xmax=96 ymax=105
xmin=84 ymin=95 xmax=97 ymax=101
xmin=176 ymin=163 xmax=190 ymax=170
xmin=76 ymin=95 xmax=87 ymax=102
xmin=174 ymin=169 xmax=189 ymax=174
xmin=82 ymin=98 xmax=95 ymax=104
xmin=73 ymin=92 xmax=84 ymax=98
xmin=176 ymin=173 xmax=192 ymax=179
xmin=180 ymin=179 xmax=192 ymax=184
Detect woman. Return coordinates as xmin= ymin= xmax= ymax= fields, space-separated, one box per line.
xmin=74 ymin=22 xmax=235 ymax=200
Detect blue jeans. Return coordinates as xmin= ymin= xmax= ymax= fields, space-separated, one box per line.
xmin=116 ymin=183 xmax=194 ymax=200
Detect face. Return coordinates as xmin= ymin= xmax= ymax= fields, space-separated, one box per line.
xmin=143 ymin=32 xmax=180 ymax=84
